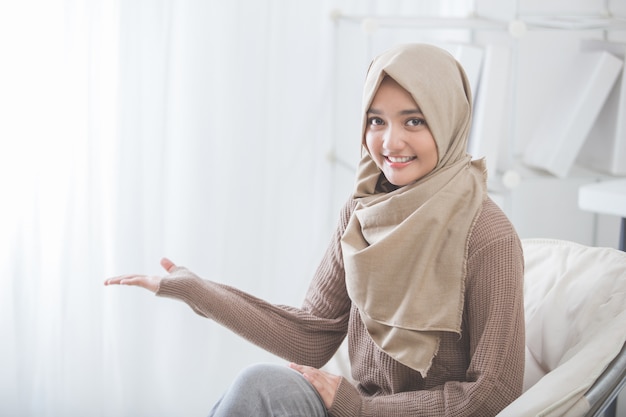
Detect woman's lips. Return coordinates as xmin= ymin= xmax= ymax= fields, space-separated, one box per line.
xmin=385 ymin=155 xmax=416 ymax=166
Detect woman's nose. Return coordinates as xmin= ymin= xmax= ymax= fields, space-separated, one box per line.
xmin=382 ymin=125 xmax=404 ymax=150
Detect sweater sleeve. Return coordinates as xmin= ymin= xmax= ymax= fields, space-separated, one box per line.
xmin=155 ymin=199 xmax=356 ymax=367
xmin=329 ymin=229 xmax=526 ymax=417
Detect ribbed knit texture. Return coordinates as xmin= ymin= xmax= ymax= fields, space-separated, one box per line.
xmin=157 ymin=197 xmax=525 ymax=417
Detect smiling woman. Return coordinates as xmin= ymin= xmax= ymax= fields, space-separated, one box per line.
xmin=364 ymin=76 xmax=439 ymax=187
xmin=105 ymin=43 xmax=525 ymax=417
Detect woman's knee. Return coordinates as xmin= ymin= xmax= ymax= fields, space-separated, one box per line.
xmin=214 ymin=363 xmax=327 ymax=417
xmin=230 ymin=363 xmax=287 ymax=393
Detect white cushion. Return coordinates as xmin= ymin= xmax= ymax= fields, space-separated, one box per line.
xmin=498 ymin=239 xmax=626 ymax=416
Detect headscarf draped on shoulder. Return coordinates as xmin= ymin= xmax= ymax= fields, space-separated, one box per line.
xmin=340 ymin=43 xmax=487 ymax=377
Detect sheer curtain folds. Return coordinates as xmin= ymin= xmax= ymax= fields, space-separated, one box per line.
xmin=0 ymin=0 xmax=468 ymax=415
xmin=0 ymin=1 xmax=334 ymax=415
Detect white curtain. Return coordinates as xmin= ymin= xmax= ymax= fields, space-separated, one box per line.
xmin=0 ymin=1 xmax=470 ymax=415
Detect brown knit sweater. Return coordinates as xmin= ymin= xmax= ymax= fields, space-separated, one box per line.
xmin=156 ymin=197 xmax=525 ymax=417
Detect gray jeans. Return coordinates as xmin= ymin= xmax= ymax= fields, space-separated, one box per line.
xmin=208 ymin=363 xmax=329 ymax=417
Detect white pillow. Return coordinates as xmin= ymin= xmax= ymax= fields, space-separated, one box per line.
xmin=498 ymin=239 xmax=626 ymax=416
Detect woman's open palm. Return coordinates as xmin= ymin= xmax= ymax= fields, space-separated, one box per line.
xmin=104 ymin=258 xmax=176 ymax=293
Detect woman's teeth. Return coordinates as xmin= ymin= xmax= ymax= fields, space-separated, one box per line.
xmin=387 ymin=156 xmax=415 ymax=163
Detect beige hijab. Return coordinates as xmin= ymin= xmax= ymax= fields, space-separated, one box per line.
xmin=340 ymin=43 xmax=487 ymax=377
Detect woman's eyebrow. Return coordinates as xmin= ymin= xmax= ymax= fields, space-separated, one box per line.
xmin=367 ymin=108 xmax=423 ymax=115
xmin=399 ymin=109 xmax=423 ymax=116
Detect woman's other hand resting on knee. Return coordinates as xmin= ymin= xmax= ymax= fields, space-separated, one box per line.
xmin=289 ymin=363 xmax=341 ymax=409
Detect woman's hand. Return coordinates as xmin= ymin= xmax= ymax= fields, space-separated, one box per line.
xmin=289 ymin=363 xmax=341 ymax=410
xmin=104 ymin=258 xmax=176 ymax=293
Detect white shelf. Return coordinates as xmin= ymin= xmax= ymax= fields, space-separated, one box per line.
xmin=333 ymin=13 xmax=626 ymax=33
xmin=579 ymin=179 xmax=626 ymax=218
xmin=521 ymin=15 xmax=626 ymax=30
xmin=334 ymin=15 xmax=508 ymax=31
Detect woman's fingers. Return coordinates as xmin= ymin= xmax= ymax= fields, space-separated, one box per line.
xmin=288 ymin=363 xmax=340 ymax=409
xmin=160 ymin=257 xmax=176 ymax=272
xmin=104 ymin=258 xmax=176 ymax=288
xmin=104 ymin=274 xmax=138 ymax=286
xmin=104 ymin=274 xmax=161 ymax=293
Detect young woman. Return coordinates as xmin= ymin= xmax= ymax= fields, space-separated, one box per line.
xmin=106 ymin=43 xmax=525 ymax=416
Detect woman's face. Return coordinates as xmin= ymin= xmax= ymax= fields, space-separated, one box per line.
xmin=365 ymin=77 xmax=439 ymax=187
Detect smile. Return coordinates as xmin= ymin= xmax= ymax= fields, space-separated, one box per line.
xmin=385 ymin=155 xmax=416 ymax=163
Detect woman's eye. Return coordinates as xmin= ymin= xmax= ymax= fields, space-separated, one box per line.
xmin=407 ymin=118 xmax=426 ymax=127
xmin=368 ymin=117 xmax=384 ymax=126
